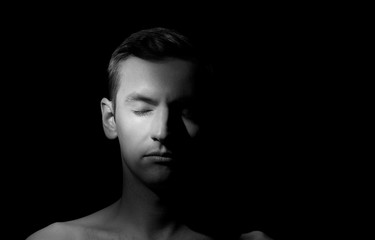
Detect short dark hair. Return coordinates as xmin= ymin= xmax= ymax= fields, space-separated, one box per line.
xmin=107 ymin=27 xmax=211 ymax=110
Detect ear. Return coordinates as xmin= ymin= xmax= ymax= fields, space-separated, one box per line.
xmin=101 ymin=98 xmax=118 ymax=139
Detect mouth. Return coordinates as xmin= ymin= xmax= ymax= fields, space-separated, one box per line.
xmin=144 ymin=151 xmax=175 ymax=164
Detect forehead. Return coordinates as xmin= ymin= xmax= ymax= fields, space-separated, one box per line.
xmin=116 ymin=57 xmax=198 ymax=100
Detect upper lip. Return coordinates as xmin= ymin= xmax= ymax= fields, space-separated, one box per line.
xmin=144 ymin=150 xmax=174 ymax=158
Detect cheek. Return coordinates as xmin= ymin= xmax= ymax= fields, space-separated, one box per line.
xmin=117 ymin=115 xmax=149 ymax=148
xmin=183 ymin=120 xmax=200 ymax=138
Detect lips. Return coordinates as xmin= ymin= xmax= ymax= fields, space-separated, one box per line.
xmin=144 ymin=151 xmax=174 ymax=163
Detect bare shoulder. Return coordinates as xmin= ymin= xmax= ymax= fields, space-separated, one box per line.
xmin=26 ymin=201 xmax=119 ymax=240
xmin=26 ymin=222 xmax=79 ymax=240
xmin=239 ymin=231 xmax=273 ymax=240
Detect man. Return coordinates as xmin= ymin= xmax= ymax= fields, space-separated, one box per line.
xmin=27 ymin=27 xmax=271 ymax=240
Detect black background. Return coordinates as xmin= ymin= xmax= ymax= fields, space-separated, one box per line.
xmin=2 ymin=4 xmax=370 ymax=240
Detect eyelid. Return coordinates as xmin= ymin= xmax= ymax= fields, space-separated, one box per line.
xmin=133 ymin=109 xmax=153 ymax=116
xmin=181 ymin=108 xmax=195 ymax=119
xmin=182 ymin=108 xmax=191 ymax=115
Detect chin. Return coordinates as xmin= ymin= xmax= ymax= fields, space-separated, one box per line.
xmin=149 ymin=172 xmax=174 ymax=184
xmin=144 ymin=169 xmax=177 ymax=190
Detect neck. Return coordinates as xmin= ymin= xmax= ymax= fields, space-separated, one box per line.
xmin=114 ymin=163 xmax=181 ymax=238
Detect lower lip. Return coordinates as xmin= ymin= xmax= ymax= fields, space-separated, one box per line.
xmin=144 ymin=156 xmax=173 ymax=163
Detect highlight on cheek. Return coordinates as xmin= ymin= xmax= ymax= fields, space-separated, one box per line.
xmin=183 ymin=119 xmax=200 ymax=137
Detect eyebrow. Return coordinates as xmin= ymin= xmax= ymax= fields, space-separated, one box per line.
xmin=125 ymin=93 xmax=158 ymax=106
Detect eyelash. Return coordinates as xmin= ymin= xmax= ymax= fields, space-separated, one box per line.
xmin=133 ymin=110 xmax=152 ymax=116
xmin=132 ymin=109 xmax=195 ymax=118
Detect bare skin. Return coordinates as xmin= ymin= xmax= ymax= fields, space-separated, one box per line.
xmin=27 ymin=206 xmax=269 ymax=240
xmin=27 ymin=201 xmax=214 ymax=240
xmin=26 ymin=57 xmax=271 ymax=240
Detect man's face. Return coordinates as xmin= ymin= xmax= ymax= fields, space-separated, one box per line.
xmin=114 ymin=57 xmax=201 ymax=187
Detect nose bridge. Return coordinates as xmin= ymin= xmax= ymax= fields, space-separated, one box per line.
xmin=152 ymin=105 xmax=170 ymax=140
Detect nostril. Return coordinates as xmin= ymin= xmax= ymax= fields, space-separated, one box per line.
xmin=151 ymin=136 xmax=168 ymax=145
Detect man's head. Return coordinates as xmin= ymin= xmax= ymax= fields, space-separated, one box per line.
xmin=107 ymin=27 xmax=208 ymax=113
xmin=101 ymin=28 xmax=211 ymax=190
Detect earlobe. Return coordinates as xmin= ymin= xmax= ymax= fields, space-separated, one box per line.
xmin=101 ymin=98 xmax=118 ymax=139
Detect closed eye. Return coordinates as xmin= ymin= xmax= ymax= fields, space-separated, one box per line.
xmin=181 ymin=108 xmax=199 ymax=122
xmin=182 ymin=109 xmax=193 ymax=118
xmin=133 ymin=110 xmax=152 ymax=116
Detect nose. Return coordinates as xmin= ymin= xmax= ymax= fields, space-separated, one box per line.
xmin=151 ymin=107 xmax=170 ymax=143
